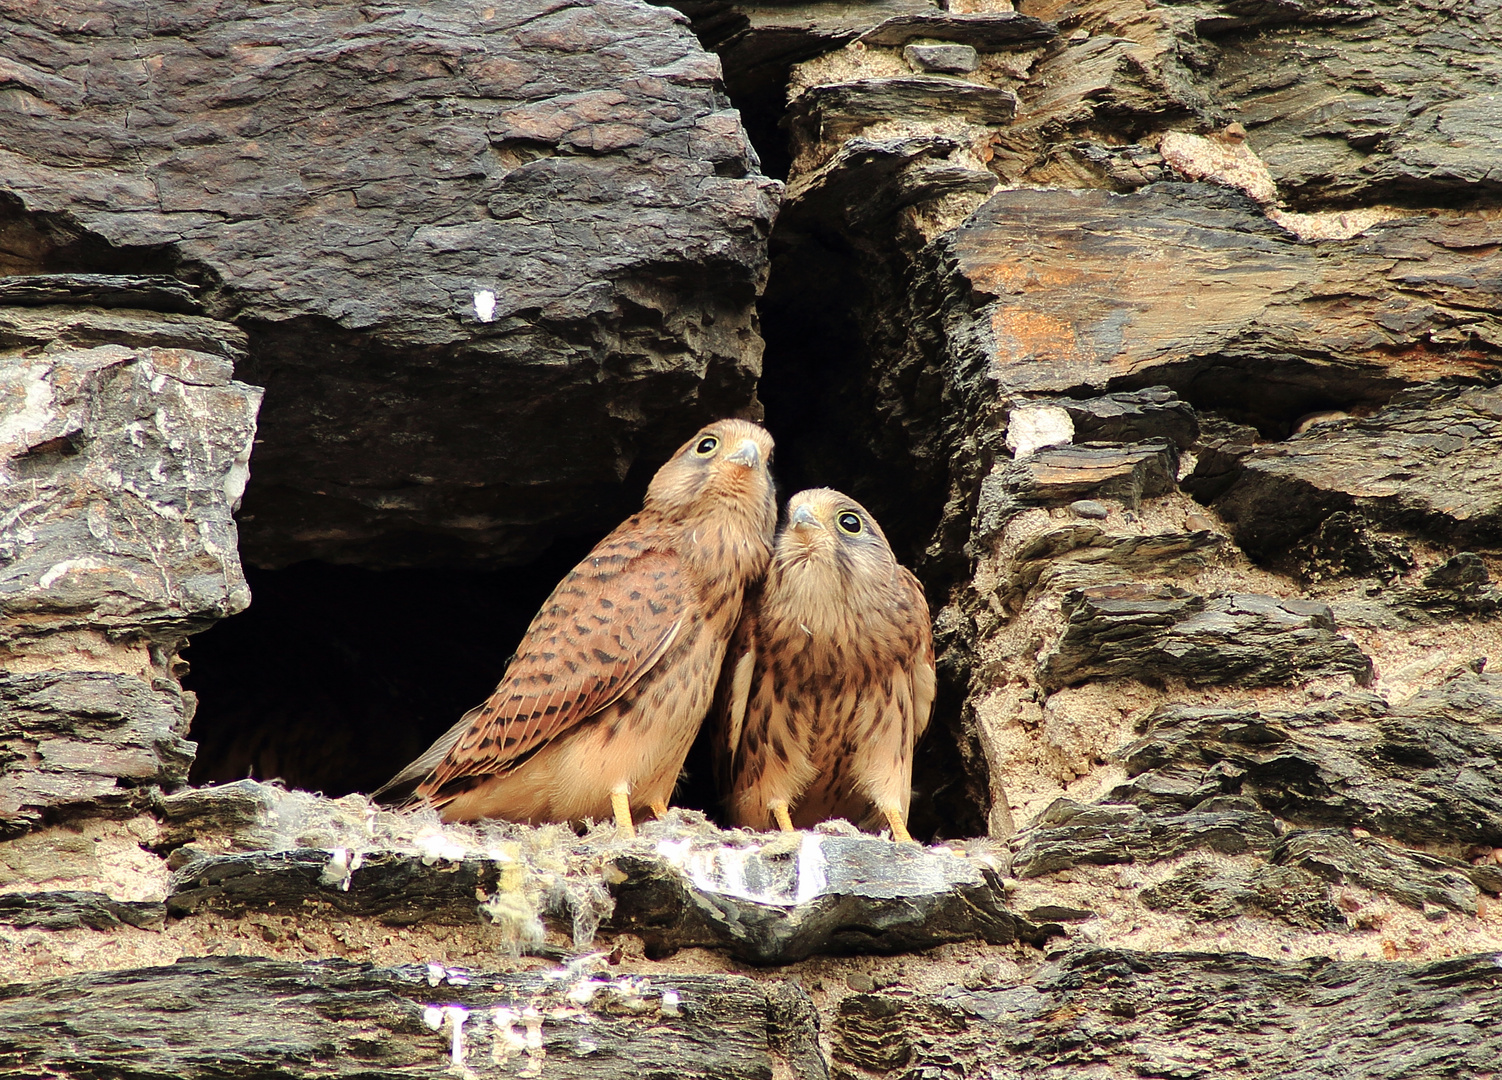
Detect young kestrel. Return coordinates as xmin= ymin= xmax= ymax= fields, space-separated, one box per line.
xmin=378 ymin=419 xmax=776 ymax=836
xmin=717 ymin=488 xmax=935 ymax=842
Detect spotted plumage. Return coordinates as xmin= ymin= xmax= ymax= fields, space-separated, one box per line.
xmin=378 ymin=419 xmax=777 ymax=834
xmin=716 ymin=488 xmax=935 ymax=841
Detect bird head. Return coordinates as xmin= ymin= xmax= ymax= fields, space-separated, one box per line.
xmin=645 ymin=418 xmax=777 ymax=536
xmin=775 ymin=488 xmax=897 ymax=584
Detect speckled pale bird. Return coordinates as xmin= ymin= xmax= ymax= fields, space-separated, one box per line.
xmin=377 ymin=419 xmax=776 ymax=836
xmin=717 ymin=488 xmax=935 ymax=842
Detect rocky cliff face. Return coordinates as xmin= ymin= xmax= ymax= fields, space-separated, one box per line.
xmin=2 ymin=0 xmax=1501 ymax=1076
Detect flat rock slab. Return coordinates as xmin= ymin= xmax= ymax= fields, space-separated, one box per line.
xmin=0 ymin=672 xmax=195 ymax=838
xmin=940 ymin=183 xmax=1502 ymax=407
xmin=0 ymin=274 xmax=200 ymax=314
xmin=0 ymin=0 xmax=778 ymax=568
xmin=1011 ymin=798 xmax=1280 ymax=878
xmin=977 ymin=440 xmax=1179 ymax=543
xmin=165 ymin=829 xmax=1024 ymax=964
xmin=1216 ymin=384 xmax=1502 ymax=557
xmin=1115 ymin=674 xmax=1502 ymax=850
xmin=613 ymin=831 xmax=1027 ymax=963
xmin=832 ymin=946 xmax=1502 ymax=1077
xmin=0 ymin=956 xmax=824 ymax=1080
xmin=0 ymin=889 xmax=166 ymax=932
xmin=167 ymin=848 xmax=509 ymax=926
xmin=1039 ymin=586 xmax=1372 ymax=690
xmin=857 ymin=12 xmax=1057 ymax=50
xmin=787 ymin=77 xmax=1019 ymax=147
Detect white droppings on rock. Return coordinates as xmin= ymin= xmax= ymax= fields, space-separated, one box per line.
xmin=473 ymin=289 xmax=497 ymax=322
xmin=1005 ymin=406 xmax=1074 ymax=459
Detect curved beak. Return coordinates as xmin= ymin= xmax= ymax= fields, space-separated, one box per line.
xmin=789 ymin=503 xmax=822 ymax=530
xmin=725 ymin=438 xmax=760 ymax=469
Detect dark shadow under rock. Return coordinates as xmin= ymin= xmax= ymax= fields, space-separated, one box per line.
xmin=1039 ymin=587 xmax=1372 ymax=691
xmin=0 ymin=956 xmax=822 ymax=1080
xmin=833 ymin=947 xmax=1502 ymax=1078
xmin=1115 ymin=675 xmax=1502 ymax=849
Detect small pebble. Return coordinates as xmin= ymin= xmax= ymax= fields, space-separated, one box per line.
xmin=1069 ymin=499 xmax=1109 ymax=519
xmin=846 ymin=972 xmax=875 ymax=992
xmin=1184 ymin=513 xmax=1215 ymax=532
xmin=1422 ymin=903 xmax=1448 ymax=923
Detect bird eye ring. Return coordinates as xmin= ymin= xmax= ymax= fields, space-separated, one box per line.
xmin=837 ymin=512 xmax=862 ymax=535
xmin=693 ymin=435 xmax=719 ymax=456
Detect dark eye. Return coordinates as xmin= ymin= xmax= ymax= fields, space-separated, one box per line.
xmin=837 ymin=512 xmax=862 ymax=535
xmin=693 ymin=435 xmax=719 ymax=457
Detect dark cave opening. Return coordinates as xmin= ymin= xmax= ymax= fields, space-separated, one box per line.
xmin=184 ymin=549 xmax=729 ymax=825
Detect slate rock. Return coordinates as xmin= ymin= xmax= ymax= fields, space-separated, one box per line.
xmin=0 ymin=305 xmax=261 ymax=641
xmin=1138 ymin=860 xmax=1346 ymax=929
xmin=609 ymin=832 xmax=1028 ymax=964
xmin=932 ymin=185 xmax=1502 ymax=409
xmin=1040 ymin=587 xmax=1373 ymax=690
xmin=786 ymin=77 xmax=1019 ymax=150
xmin=0 ymin=956 xmax=817 ymax=1080
xmin=1038 ymin=386 xmax=1200 ymax=451
xmin=1217 ymin=384 xmax=1502 ymax=559
xmin=166 ymin=848 xmax=509 ymax=927
xmin=903 ymin=44 xmax=979 ymax=75
xmin=1271 ymin=829 xmax=1487 ymax=915
xmin=976 ymin=440 xmax=1179 ymax=543
xmin=0 ymin=672 xmax=196 ymax=838
xmin=160 ymin=813 xmax=1027 ymax=963
xmin=0 ymin=0 xmax=779 ymax=570
xmin=833 ymin=947 xmax=1502 ymax=1078
xmin=1116 ymin=674 xmax=1502 ymax=849
xmin=1011 ymin=798 xmax=1280 ymax=878
xmin=858 ymin=12 xmax=1057 ymax=51
xmin=780 ymin=134 xmax=997 ymax=231
xmin=0 ymin=890 xmax=166 ymax=932
xmin=0 ymin=274 xmax=200 ymax=314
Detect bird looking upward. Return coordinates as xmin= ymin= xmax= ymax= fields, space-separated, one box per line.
xmin=717 ymin=488 xmax=935 ymax=842
xmin=377 ymin=419 xmax=777 ymax=836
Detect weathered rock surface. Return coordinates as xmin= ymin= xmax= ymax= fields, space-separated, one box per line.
xmin=1040 ymin=587 xmax=1373 ymax=690
xmin=0 ymin=0 xmax=778 ymax=568
xmin=833 ymin=947 xmax=1502 ymax=1077
xmin=0 ymin=956 xmax=822 ymax=1080
xmin=154 ymin=783 xmax=1025 ymax=964
xmin=0 ymin=672 xmax=196 ymax=837
xmin=0 ymin=293 xmax=259 ymax=836
xmin=1116 ymin=674 xmax=1502 ymax=850
xmin=0 ymin=301 xmax=259 ymax=641
xmin=611 ymin=832 xmax=1027 ymax=963
xmin=1217 ymin=384 xmax=1502 ymax=559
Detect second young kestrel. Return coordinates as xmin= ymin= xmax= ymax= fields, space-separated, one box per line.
xmin=717 ymin=488 xmax=935 ymax=842
xmin=377 ymin=419 xmax=777 ymax=836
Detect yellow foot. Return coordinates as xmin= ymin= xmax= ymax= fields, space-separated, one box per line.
xmin=611 ymin=788 xmax=636 ymax=839
xmin=770 ymin=801 xmax=796 ymax=833
xmin=649 ymin=799 xmax=669 ymax=820
xmin=882 ymin=806 xmax=915 ymax=844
